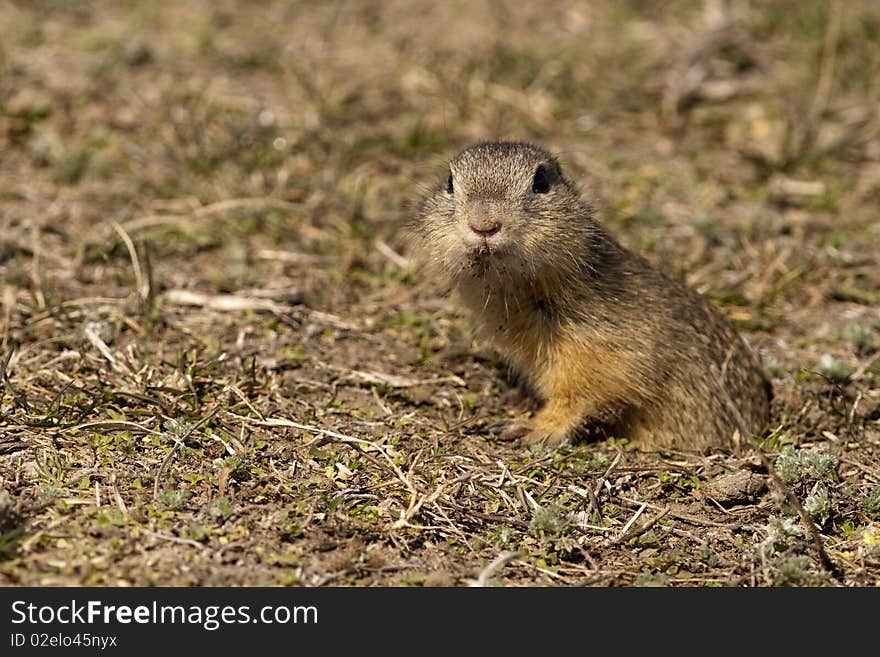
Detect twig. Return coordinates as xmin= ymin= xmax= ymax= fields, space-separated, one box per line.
xmin=396 ymin=476 xmax=452 ymax=529
xmin=518 ymin=485 xmax=540 ymax=511
xmin=165 ymin=289 xmax=283 ymax=313
xmin=847 ymin=390 xmax=864 ymax=426
xmin=1 ymin=284 xmax=14 ymax=350
xmin=445 ymin=505 xmax=529 ymax=529
xmin=153 ymin=408 xmax=221 ymax=500
xmin=422 ymin=501 xmax=474 ymax=548
xmin=470 ymin=551 xmax=522 ymax=587
xmin=587 ymin=484 xmax=602 ymax=520
xmin=313 ymin=563 xmax=417 ymax=586
xmin=590 ymin=448 xmax=622 ymax=511
xmin=851 ymin=356 xmax=879 ymax=382
xmin=333 ymin=366 xmax=466 ymax=389
xmin=375 ymin=240 xmax=412 ymax=269
xmin=517 ymin=559 xmax=571 ymax=582
xmin=839 ymin=457 xmax=879 ymax=483
xmin=82 ymin=322 xmax=120 ymax=371
xmin=228 ymin=413 xmax=415 ymax=494
xmin=610 ymin=507 xmax=670 ymax=547
xmin=20 ymin=517 xmax=67 ymax=553
xmin=1 ymin=341 xmax=30 ymax=410
xmin=225 ymin=384 xmax=266 ymax=422
xmin=25 ymin=297 xmax=130 ymax=326
xmin=121 ymin=197 xmax=300 ymax=234
xmin=30 ymin=218 xmax=45 ymax=309
xmin=111 ymin=221 xmax=148 ymax=307
xmin=809 ymin=0 xmax=842 ymax=124
xmin=614 ymin=502 xmax=647 ymax=542
xmin=617 ymin=495 xmax=731 ymax=528
xmin=255 ymin=249 xmax=337 ymax=265
xmin=143 ymin=530 xmax=205 ymax=550
xmin=598 ymin=449 xmax=622 ymax=484
xmin=568 ymin=483 xmax=603 ymax=521
xmin=164 ymin=289 xmax=357 ymax=330
xmin=143 ymin=239 xmax=155 ymax=318
xmin=65 ymin=420 xmax=160 ymax=434
xmin=110 ymin=471 xmax=128 ymax=516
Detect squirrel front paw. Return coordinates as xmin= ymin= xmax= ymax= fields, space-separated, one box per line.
xmin=492 ymin=417 xmax=570 ymax=447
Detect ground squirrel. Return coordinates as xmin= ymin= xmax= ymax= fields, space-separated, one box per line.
xmin=414 ymin=141 xmax=770 ymax=452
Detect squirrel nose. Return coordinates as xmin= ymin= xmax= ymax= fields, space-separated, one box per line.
xmin=468 ymin=215 xmax=502 ymax=237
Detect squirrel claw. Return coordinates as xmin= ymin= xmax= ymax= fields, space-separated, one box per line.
xmin=491 ymin=419 xmax=532 ymax=442
xmin=494 ymin=419 xmax=569 ymax=446
xmin=520 ymin=427 xmax=568 ymax=447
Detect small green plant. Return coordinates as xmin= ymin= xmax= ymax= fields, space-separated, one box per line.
xmin=861 ymin=488 xmax=880 ymax=521
xmin=210 ymin=498 xmax=234 ymax=520
xmin=493 ymin=526 xmax=516 ymax=548
xmin=529 ymin=502 xmax=577 ymax=553
xmin=838 ymin=519 xmax=858 ymax=541
xmin=699 ymin=544 xmax=720 ymax=568
xmin=861 ymin=529 xmax=880 ymax=559
xmin=804 ymin=483 xmax=832 ymax=525
xmin=840 ymin=321 xmax=877 ymax=356
xmin=634 ymin=572 xmax=669 ymax=587
xmin=775 ymin=447 xmax=838 ymax=489
xmin=216 ymin=456 xmax=244 ymax=474
xmin=772 ymin=555 xmax=815 ymax=586
xmin=760 ymin=429 xmax=796 ymax=451
xmin=763 ymin=354 xmax=785 ymax=378
xmin=757 ymin=515 xmax=803 ymax=559
xmin=157 ymin=489 xmax=190 ymax=510
xmin=529 ymin=502 xmax=573 ymax=539
xmin=164 ymin=418 xmax=196 ymax=438
xmin=816 ymin=354 xmax=850 ymax=382
xmin=755 ymin=517 xmax=827 ymax=586
xmin=38 ymin=485 xmax=64 ymax=501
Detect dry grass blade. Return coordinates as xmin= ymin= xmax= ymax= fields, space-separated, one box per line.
xmin=229 ymin=414 xmax=416 ymax=495
xmin=82 ymin=323 xmax=122 ymax=371
xmin=614 ymin=502 xmax=647 ymax=543
xmin=142 ymin=530 xmax=206 ymax=550
xmin=255 ymin=249 xmax=338 ymax=264
xmin=66 ymin=420 xmax=161 ymax=434
xmin=338 ymin=367 xmax=465 ymax=388
xmin=470 ymin=551 xmax=523 ymax=587
xmin=111 ymin=220 xmax=148 ymax=305
xmin=1 ymin=342 xmax=29 ymax=410
xmin=376 ymin=239 xmax=412 ymax=269
xmin=164 ymin=289 xmax=283 ymax=313
xmin=164 ymin=289 xmax=358 ymax=329
xmin=609 ymin=507 xmax=670 ymax=547
xmin=809 ymin=0 xmax=842 ymax=123
xmin=121 ymin=197 xmax=300 ymax=234
xmin=153 ymin=407 xmax=222 ymax=500
xmin=1 ymin=285 xmax=14 ymax=349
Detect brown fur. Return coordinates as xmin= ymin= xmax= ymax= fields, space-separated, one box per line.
xmin=412 ymin=141 xmax=770 ymax=452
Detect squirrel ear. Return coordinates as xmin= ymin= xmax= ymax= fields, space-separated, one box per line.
xmin=532 ymin=165 xmax=551 ymax=193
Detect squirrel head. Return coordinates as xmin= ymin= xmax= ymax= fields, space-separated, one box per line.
xmin=415 ymin=141 xmax=601 ymax=289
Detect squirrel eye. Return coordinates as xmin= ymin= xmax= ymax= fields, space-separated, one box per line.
xmin=532 ymin=165 xmax=550 ymax=194
xmin=446 ymin=172 xmax=454 ymax=194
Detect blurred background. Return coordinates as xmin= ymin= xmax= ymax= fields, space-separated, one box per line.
xmin=2 ymin=1 xmax=878 ymax=309
xmin=0 ymin=1 xmax=878 ymax=585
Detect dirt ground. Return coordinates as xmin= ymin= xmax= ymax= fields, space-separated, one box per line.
xmin=1 ymin=0 xmax=878 ymax=587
